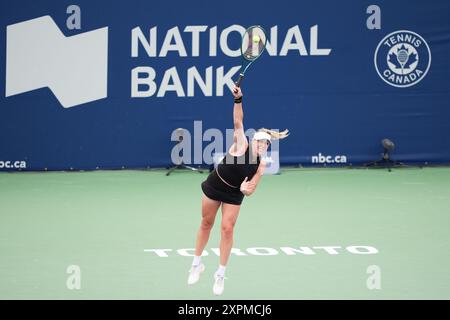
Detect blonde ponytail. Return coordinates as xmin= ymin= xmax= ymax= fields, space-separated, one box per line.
xmin=258 ymin=128 xmax=290 ymax=140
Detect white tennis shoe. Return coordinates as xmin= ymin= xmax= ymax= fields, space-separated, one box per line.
xmin=213 ymin=272 xmax=226 ymax=296
xmin=188 ymin=264 xmax=205 ymax=285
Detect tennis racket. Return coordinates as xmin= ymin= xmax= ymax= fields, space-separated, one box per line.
xmin=235 ymin=25 xmax=267 ymax=87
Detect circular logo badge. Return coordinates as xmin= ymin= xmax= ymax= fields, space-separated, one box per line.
xmin=374 ymin=30 xmax=431 ymax=88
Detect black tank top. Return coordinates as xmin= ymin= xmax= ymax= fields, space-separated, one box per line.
xmin=217 ymin=146 xmax=260 ymax=188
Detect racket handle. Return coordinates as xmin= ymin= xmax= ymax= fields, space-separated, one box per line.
xmin=235 ymin=74 xmax=244 ymax=87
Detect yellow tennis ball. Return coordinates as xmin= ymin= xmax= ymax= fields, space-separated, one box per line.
xmin=252 ymin=35 xmax=260 ymax=43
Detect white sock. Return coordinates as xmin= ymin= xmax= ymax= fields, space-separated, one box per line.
xmin=192 ymin=255 xmax=201 ymax=266
xmin=216 ymin=265 xmax=226 ymax=277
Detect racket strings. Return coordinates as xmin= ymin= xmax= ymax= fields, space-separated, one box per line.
xmin=241 ymin=26 xmax=266 ymax=61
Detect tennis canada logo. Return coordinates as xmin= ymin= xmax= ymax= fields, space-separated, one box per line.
xmin=374 ymin=30 xmax=431 ymax=88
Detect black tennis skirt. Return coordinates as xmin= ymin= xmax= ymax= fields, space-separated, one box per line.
xmin=201 ymin=169 xmax=245 ymax=205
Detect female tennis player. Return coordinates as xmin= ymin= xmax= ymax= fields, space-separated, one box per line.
xmin=187 ymin=85 xmax=289 ymax=295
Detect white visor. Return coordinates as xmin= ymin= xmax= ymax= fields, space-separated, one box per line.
xmin=253 ymin=131 xmax=271 ymax=142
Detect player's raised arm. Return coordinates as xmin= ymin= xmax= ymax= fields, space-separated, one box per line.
xmin=230 ymin=86 xmax=248 ymax=154
xmin=232 ymin=86 xmax=243 ymax=129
